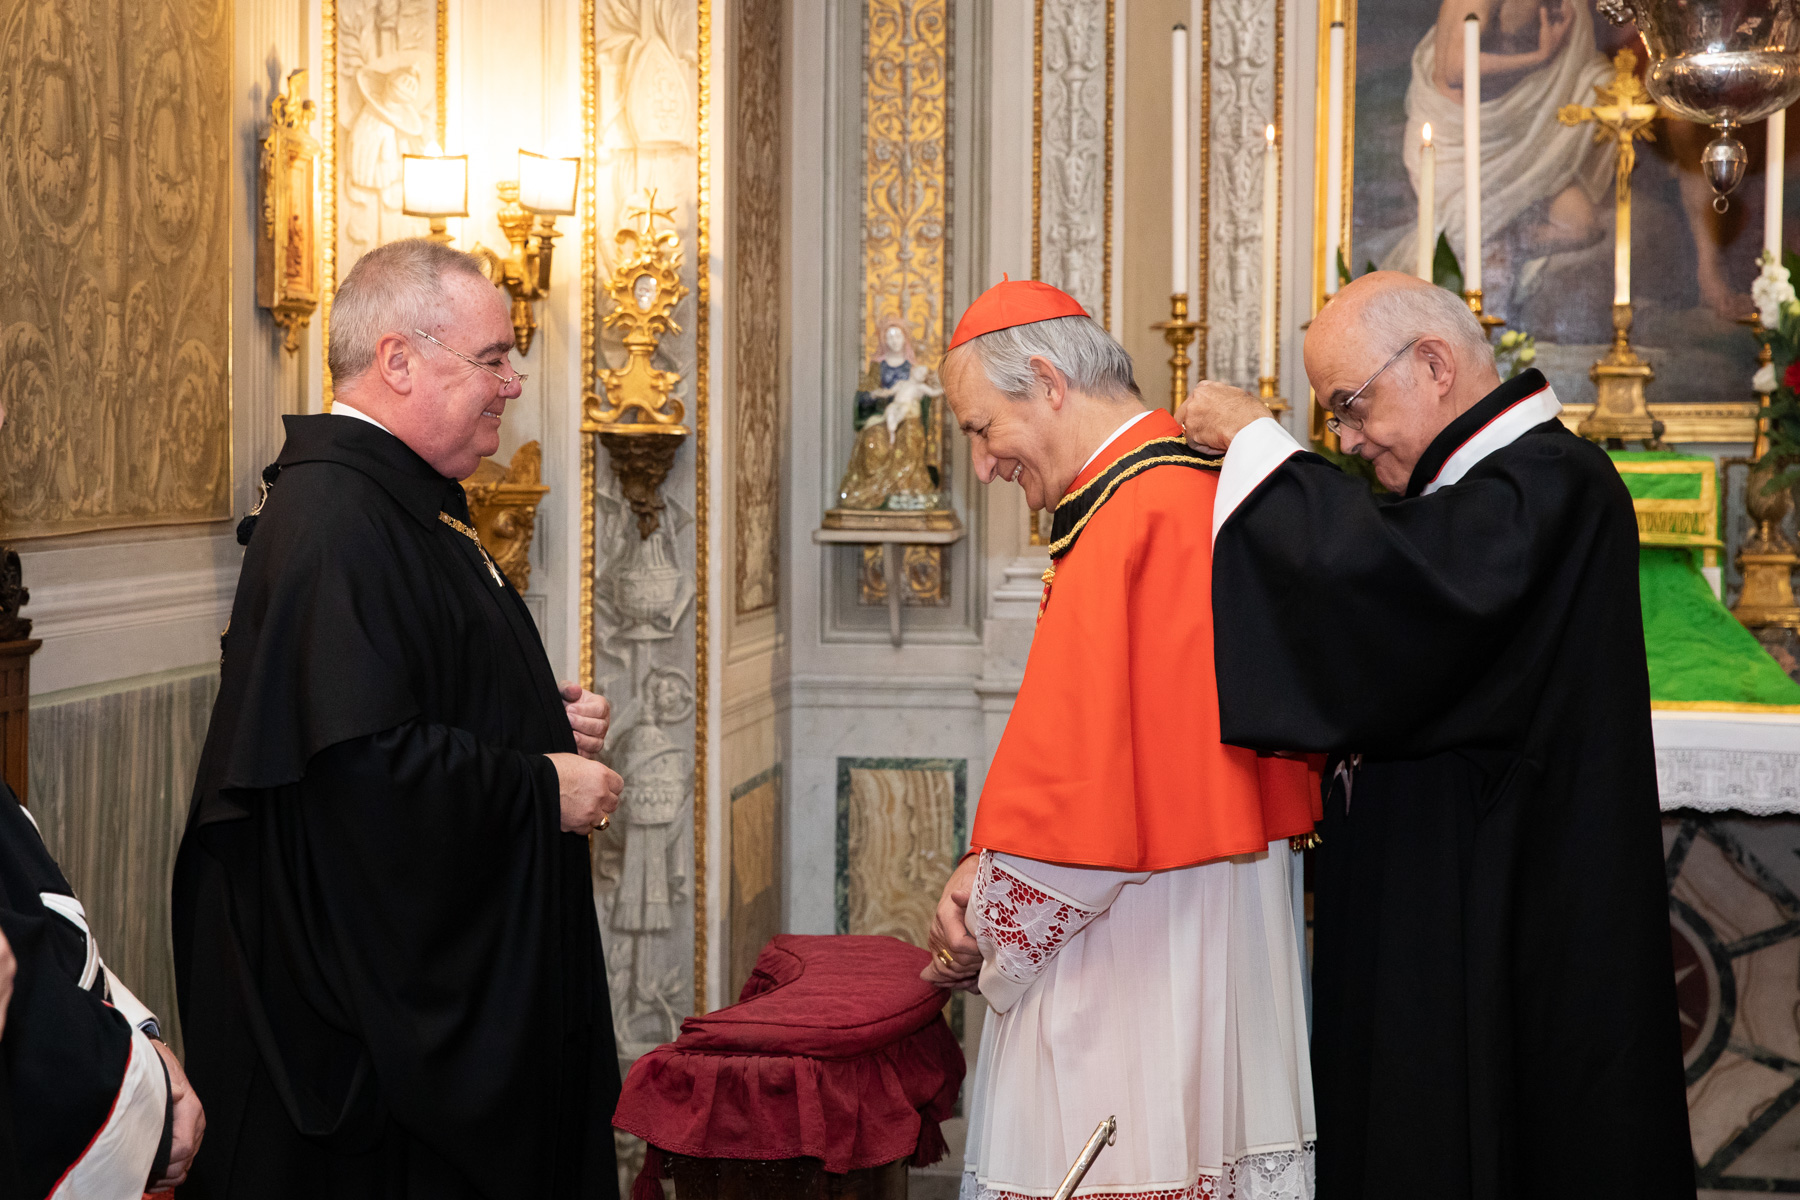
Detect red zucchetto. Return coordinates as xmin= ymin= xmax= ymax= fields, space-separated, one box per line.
xmin=947 ymin=277 xmax=1090 ymax=351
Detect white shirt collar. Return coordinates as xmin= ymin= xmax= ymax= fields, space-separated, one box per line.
xmin=1077 ymin=409 xmax=1156 ymax=478
xmin=1420 ymin=382 xmax=1563 ymax=496
xmin=330 ymin=401 xmax=394 ymax=435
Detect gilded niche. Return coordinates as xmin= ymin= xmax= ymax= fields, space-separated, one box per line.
xmin=0 ymin=0 xmax=232 ymax=539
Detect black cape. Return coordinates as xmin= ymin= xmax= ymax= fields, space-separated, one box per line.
xmin=172 ymin=415 xmax=618 ymax=1199
xmin=0 ymin=781 xmax=170 ymax=1198
xmin=1211 ymin=371 xmax=1694 ymax=1197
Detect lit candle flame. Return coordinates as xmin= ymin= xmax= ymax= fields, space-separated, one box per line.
xmin=1422 ymin=122 xmax=1433 ymax=146
xmin=1265 ymin=123 xmax=1275 ymax=145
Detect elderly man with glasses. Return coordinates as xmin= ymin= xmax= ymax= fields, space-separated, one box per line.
xmin=1178 ymin=270 xmax=1694 ymax=1199
xmin=173 ymin=239 xmax=624 ymax=1200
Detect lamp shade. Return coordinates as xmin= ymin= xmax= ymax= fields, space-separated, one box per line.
xmin=401 ymin=153 xmax=469 ymax=218
xmin=517 ymin=150 xmax=581 ymax=216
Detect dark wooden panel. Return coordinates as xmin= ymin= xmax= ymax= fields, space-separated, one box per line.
xmin=0 ymin=639 xmax=41 ymax=804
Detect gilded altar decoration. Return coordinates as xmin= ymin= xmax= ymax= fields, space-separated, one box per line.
xmin=1558 ymin=50 xmax=1664 ymax=447
xmin=461 ymin=441 xmax=550 ymax=593
xmin=585 ymin=192 xmax=691 ymax=542
xmin=259 ymin=70 xmax=322 ymax=354
xmin=0 ymin=0 xmax=232 ymax=540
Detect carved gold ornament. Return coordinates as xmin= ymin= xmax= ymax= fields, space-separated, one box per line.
xmin=462 ymin=441 xmax=551 ymax=592
xmin=258 ymin=71 xmax=322 ymax=354
xmin=585 ymin=191 xmax=690 ymax=432
xmin=470 ymin=153 xmax=581 ymax=357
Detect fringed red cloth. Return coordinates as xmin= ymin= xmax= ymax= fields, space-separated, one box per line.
xmin=614 ymin=934 xmax=965 ymax=1195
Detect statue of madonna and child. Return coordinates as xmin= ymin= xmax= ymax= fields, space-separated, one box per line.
xmin=835 ymin=314 xmax=945 ymax=512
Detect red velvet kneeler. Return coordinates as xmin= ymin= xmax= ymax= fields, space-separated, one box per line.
xmin=613 ymin=934 xmax=966 ymax=1198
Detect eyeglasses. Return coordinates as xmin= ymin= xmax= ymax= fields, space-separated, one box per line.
xmin=412 ymin=329 xmax=528 ymax=389
xmin=1324 ymin=336 xmax=1420 ymax=434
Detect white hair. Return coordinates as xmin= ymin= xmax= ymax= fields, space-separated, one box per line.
xmin=1358 ymin=282 xmax=1495 ymax=370
xmin=327 ymin=238 xmax=491 ymax=383
xmin=950 ymin=314 xmax=1140 ymax=401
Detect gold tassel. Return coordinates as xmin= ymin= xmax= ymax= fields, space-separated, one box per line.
xmin=1289 ymin=831 xmax=1322 ymax=851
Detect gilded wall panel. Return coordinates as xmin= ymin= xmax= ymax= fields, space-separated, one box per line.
xmin=0 ymin=0 xmax=231 ymax=539
xmin=732 ymin=0 xmax=781 ymax=617
xmin=863 ymin=0 xmax=950 ymax=362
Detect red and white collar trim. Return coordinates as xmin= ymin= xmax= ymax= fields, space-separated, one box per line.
xmin=1420 ymin=383 xmax=1561 ymax=496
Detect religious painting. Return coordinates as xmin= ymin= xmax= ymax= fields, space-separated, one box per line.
xmin=1348 ymin=0 xmax=1778 ymax=415
xmin=0 ymin=0 xmax=232 ymax=540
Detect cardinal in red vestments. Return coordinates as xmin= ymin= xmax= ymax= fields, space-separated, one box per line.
xmin=921 ymin=281 xmax=1320 ymax=1200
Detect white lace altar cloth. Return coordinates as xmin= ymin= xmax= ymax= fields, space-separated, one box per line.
xmin=962 ymin=848 xmax=1316 ymax=1199
xmin=1652 ymin=711 xmax=1800 ymax=816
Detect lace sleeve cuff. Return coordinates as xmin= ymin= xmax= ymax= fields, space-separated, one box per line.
xmin=967 ymin=851 xmax=1106 ymax=1014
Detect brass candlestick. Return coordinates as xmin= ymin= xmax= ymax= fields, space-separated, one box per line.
xmin=1732 ymin=339 xmax=1800 ymax=630
xmin=1257 ymin=376 xmax=1289 ymax=417
xmin=1581 ymin=302 xmax=1663 ymax=448
xmin=1152 ymin=293 xmax=1202 ymax=414
xmin=1462 ymin=288 xmax=1505 ymax=333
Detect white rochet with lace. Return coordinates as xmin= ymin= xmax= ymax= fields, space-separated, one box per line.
xmin=960 ymin=849 xmax=1317 ymax=1200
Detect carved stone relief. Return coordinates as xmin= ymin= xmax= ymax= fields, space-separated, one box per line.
xmin=334 ymin=0 xmax=440 ymax=279
xmin=1038 ymin=0 xmax=1108 ymax=323
xmin=1206 ymin=0 xmax=1276 ymax=389
xmin=587 ymin=4 xmax=701 ymax=1181
xmin=0 ymin=0 xmax=232 ymax=539
xmin=732 ymin=0 xmax=780 ymax=617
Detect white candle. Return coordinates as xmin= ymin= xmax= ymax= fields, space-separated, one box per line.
xmin=1323 ymin=20 xmax=1346 ymax=296
xmin=1462 ymin=13 xmax=1482 ymax=293
xmin=1615 ymin=182 xmax=1631 ymax=305
xmin=1261 ymin=125 xmax=1278 ymax=379
xmin=1172 ymin=23 xmax=1189 ymax=296
xmin=1767 ymin=108 xmax=1786 ymax=261
xmin=1417 ymin=123 xmax=1436 ymax=280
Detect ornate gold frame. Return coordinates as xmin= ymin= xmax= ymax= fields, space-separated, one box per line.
xmin=319 ymin=0 xmax=452 ymax=402
xmin=579 ymin=0 xmax=713 ymax=1017
xmin=1030 ymin=0 xmax=1115 ymax=328
xmin=258 ymin=70 xmax=323 ymax=354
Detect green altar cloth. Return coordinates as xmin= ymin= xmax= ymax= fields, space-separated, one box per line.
xmin=1608 ymin=450 xmax=1800 ymax=711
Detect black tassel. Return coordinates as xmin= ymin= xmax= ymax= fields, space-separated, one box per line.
xmin=236 ymin=462 xmax=282 ymax=545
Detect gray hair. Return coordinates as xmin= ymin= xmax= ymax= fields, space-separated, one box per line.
xmin=950 ymin=314 xmax=1140 ymax=401
xmin=327 ymin=238 xmax=490 ymax=383
xmin=1358 ymin=281 xmax=1495 ymax=370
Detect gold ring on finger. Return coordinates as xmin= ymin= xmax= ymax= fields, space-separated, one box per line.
xmin=935 ymin=947 xmax=956 ymax=969
xmin=597 ymin=815 xmax=611 ymax=832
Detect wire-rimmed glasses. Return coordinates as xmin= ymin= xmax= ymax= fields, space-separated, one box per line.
xmin=412 ymin=328 xmax=528 ymax=389
xmin=1324 ymin=336 xmax=1420 ymax=435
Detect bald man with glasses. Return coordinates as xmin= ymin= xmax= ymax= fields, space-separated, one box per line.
xmin=1177 ymin=271 xmax=1694 ymax=1199
xmin=173 ymin=239 xmax=624 ymax=1200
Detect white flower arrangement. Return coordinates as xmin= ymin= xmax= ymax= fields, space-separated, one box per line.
xmin=1752 ymin=250 xmax=1796 ymax=330
xmin=1754 ymin=361 xmax=1778 ymax=394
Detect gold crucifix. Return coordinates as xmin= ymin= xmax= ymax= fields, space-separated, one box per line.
xmin=1557 ymin=49 xmax=1665 ymax=447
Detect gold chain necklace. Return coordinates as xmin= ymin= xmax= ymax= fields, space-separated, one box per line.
xmin=438 ymin=511 xmax=503 ymax=586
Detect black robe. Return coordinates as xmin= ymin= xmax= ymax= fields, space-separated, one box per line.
xmin=0 ymin=781 xmax=169 ymax=1198
xmin=172 ymin=415 xmax=619 ymax=1200
xmin=1211 ymin=370 xmax=1693 ymax=1197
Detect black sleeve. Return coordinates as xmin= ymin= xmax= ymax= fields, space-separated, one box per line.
xmin=1210 ymin=436 xmax=1616 ymax=757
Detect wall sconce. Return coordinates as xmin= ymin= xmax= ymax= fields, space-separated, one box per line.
xmin=401 ymin=150 xmax=468 ymax=243
xmin=471 ymin=150 xmax=581 ymax=357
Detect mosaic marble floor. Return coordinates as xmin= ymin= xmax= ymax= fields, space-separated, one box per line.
xmin=1668 ymin=814 xmax=1800 ymax=1188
